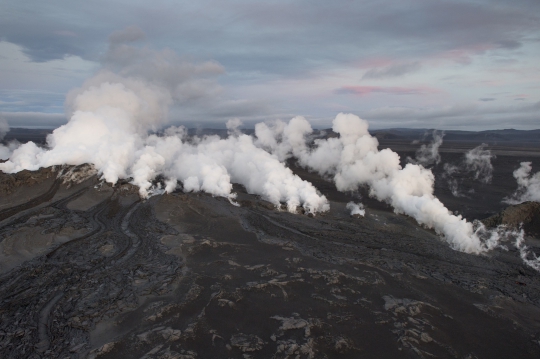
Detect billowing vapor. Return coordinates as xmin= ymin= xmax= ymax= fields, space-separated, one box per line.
xmin=346 ymin=202 xmax=365 ymax=217
xmin=0 ymin=29 xmax=537 ymax=270
xmin=254 ymin=114 xmax=522 ymax=255
xmin=408 ymin=130 xmax=444 ymax=167
xmin=464 ymin=143 xmax=495 ymax=184
xmin=442 ymin=163 xmax=465 ymax=197
xmin=515 ymin=230 xmax=540 ymax=271
xmin=0 ymin=28 xmax=329 ymax=214
xmin=441 ymin=143 xmax=494 ymax=197
xmin=0 ymin=119 xmax=16 ymax=160
xmin=504 ymin=162 xmax=540 ymax=204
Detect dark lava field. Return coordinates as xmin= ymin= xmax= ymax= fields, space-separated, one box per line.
xmin=1 ymin=141 xmax=540 ymax=359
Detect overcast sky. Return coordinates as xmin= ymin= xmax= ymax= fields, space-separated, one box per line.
xmin=1 ymin=0 xmax=539 ymax=130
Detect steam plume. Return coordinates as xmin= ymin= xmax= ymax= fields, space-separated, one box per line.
xmin=464 ymin=143 xmax=495 ymax=184
xmin=515 ymin=231 xmax=540 ymax=271
xmin=255 ymin=113 xmax=519 ymax=254
xmin=0 ymin=29 xmax=329 ymax=214
xmin=0 ymin=29 xmax=536 ymax=270
xmin=408 ymin=130 xmax=444 ymax=167
xmin=346 ymin=202 xmax=365 ymax=217
xmin=441 ymin=143 xmax=494 ymax=197
xmin=0 ymin=118 xmax=15 ymax=160
xmin=442 ymin=163 xmax=465 ymax=197
xmin=504 ymin=162 xmax=540 ymax=204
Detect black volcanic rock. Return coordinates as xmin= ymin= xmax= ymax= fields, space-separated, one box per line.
xmin=483 ymin=201 xmax=540 ymax=237
xmin=2 ymin=128 xmax=53 ymax=144
xmin=0 ymin=167 xmax=55 ymax=196
xmin=1 ymin=141 xmax=540 ymax=358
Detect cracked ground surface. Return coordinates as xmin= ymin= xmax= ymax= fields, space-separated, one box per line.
xmin=1 ymin=145 xmax=540 ymax=358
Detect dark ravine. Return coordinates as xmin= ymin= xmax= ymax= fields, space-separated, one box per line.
xmin=0 ymin=143 xmax=539 ymax=358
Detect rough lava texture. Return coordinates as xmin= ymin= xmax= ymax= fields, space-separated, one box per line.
xmin=1 ymin=142 xmax=540 ymax=359
xmin=0 ymin=167 xmax=55 ymax=196
xmin=483 ymin=201 xmax=540 ymax=237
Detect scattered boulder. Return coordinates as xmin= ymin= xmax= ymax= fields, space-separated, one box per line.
xmin=230 ymin=333 xmax=266 ymax=352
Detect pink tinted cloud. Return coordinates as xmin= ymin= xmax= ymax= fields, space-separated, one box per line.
xmin=427 ymin=44 xmax=496 ymax=65
xmin=352 ymin=43 xmax=498 ymax=72
xmin=512 ymin=94 xmax=529 ymax=100
xmin=335 ymin=85 xmax=441 ymax=96
xmin=352 ymin=42 xmax=495 ymax=70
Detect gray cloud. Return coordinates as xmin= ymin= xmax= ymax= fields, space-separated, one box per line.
xmin=362 ymin=101 xmax=540 ymax=130
xmin=100 ymin=29 xmax=226 ymax=104
xmin=479 ymin=98 xmax=495 ymax=101
xmin=1 ymin=0 xmax=539 ymax=130
xmin=0 ymin=90 xmax=64 ymax=113
xmin=1 ymin=0 xmax=538 ymax=72
xmin=495 ymin=39 xmax=522 ymax=49
xmin=169 ymin=98 xmax=272 ymax=126
xmin=0 ymin=2 xmax=106 ymax=62
xmin=334 ymin=85 xmax=433 ymax=96
xmin=108 ymin=26 xmax=145 ymax=45
xmin=362 ymin=62 xmax=421 ymax=79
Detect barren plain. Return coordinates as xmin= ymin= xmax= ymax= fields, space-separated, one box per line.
xmin=1 ymin=139 xmax=539 ymax=359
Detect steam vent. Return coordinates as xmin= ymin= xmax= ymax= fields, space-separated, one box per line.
xmin=2 ymin=123 xmax=540 ymax=358
xmin=2 ymin=1 xmax=540 ymax=357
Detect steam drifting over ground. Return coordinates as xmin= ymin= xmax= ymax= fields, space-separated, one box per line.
xmin=0 ymin=29 xmax=538 ymax=271
xmin=464 ymin=144 xmax=495 ymax=184
xmin=254 ymin=114 xmax=527 ymax=255
xmin=442 ymin=143 xmax=495 ymax=197
xmin=505 ymin=162 xmax=540 ymax=204
xmin=346 ymin=202 xmax=365 ymax=217
xmin=2 ymin=111 xmax=537 ymax=268
xmin=0 ymin=29 xmax=329 ymax=214
xmin=407 ymin=130 xmax=445 ymax=167
xmin=0 ymin=118 xmax=17 ymax=160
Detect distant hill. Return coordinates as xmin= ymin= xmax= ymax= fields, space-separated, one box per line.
xmin=2 ymin=128 xmax=53 ymax=144
xmin=3 ymin=127 xmax=540 ymax=147
xmin=370 ymin=128 xmax=540 ymax=147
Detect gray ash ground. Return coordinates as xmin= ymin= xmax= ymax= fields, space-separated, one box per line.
xmin=1 ymin=142 xmax=540 ymax=358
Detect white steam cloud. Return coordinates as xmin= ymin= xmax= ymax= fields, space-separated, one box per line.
xmin=0 ymin=28 xmax=329 ymax=214
xmin=442 ymin=163 xmax=465 ymax=197
xmin=515 ymin=231 xmax=540 ymax=271
xmin=346 ymin=202 xmax=365 ymax=217
xmin=254 ymin=114 xmax=524 ymax=255
xmin=464 ymin=144 xmax=495 ymax=184
xmin=408 ymin=130 xmax=444 ymax=167
xmin=441 ymin=143 xmax=494 ymax=197
xmin=504 ymin=162 xmax=540 ymax=204
xmin=0 ymin=118 xmax=16 ymax=160
xmin=226 ymin=118 xmax=243 ymax=136
xmin=0 ymin=29 xmax=537 ymax=270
